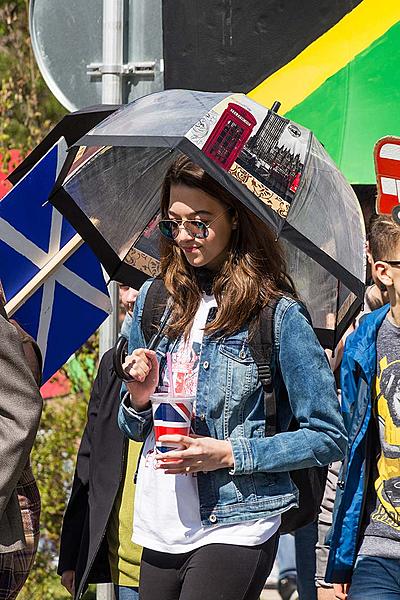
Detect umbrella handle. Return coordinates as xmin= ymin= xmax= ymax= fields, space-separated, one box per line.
xmin=113 ymin=336 xmax=131 ymax=381
xmin=112 ymin=304 xmax=173 ymax=381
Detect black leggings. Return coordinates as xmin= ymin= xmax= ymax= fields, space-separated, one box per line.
xmin=139 ymin=533 xmax=279 ymax=600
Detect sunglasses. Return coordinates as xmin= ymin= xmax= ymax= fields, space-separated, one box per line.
xmin=158 ymin=209 xmax=229 ymax=240
xmin=378 ymin=260 xmax=400 ymax=266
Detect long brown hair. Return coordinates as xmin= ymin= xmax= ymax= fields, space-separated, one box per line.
xmin=160 ymin=154 xmax=295 ymax=338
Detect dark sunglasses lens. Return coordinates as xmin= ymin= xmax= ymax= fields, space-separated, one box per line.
xmin=185 ymin=221 xmax=208 ymax=238
xmin=158 ymin=221 xmax=177 ymax=239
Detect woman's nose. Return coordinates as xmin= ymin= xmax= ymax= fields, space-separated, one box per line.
xmin=176 ymin=224 xmax=195 ymax=241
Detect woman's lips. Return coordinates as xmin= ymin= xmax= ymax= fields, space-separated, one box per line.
xmin=181 ymin=245 xmax=199 ymax=253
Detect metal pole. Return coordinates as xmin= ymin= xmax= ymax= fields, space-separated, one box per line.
xmin=97 ymin=1 xmax=123 ymax=599
xmin=99 ymin=0 xmax=123 ymax=352
xmin=101 ymin=0 xmax=123 ymax=104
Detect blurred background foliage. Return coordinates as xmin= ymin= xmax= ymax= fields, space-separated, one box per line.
xmin=19 ymin=336 xmax=99 ymax=600
xmin=0 ymin=0 xmax=66 ymax=169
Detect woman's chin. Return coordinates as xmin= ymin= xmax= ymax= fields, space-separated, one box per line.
xmin=184 ymin=254 xmax=207 ymax=268
xmin=191 ymin=260 xmax=208 ymax=269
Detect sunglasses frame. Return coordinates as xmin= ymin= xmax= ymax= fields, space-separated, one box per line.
xmin=158 ymin=209 xmax=230 ymax=241
xmin=377 ymin=260 xmax=400 ymax=266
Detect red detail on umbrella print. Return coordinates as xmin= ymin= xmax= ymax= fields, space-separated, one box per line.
xmin=290 ymin=172 xmax=301 ymax=193
xmin=203 ymin=103 xmax=257 ymax=171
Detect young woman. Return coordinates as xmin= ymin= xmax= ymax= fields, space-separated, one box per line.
xmin=118 ymin=155 xmax=347 ymax=600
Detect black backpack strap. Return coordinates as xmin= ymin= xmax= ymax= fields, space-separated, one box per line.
xmin=142 ymin=278 xmax=169 ymax=346
xmin=249 ymin=298 xmax=280 ymax=438
xmin=113 ymin=278 xmax=170 ymax=381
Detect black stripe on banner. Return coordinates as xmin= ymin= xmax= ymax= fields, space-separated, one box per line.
xmin=163 ymin=0 xmax=363 ymax=93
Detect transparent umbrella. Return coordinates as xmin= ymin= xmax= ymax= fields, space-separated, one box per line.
xmin=50 ymin=89 xmax=366 ymax=348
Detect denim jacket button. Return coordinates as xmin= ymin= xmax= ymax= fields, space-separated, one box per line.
xmin=203 ymin=361 xmax=209 ymax=369
xmin=209 ymin=514 xmax=217 ymax=523
xmin=239 ymin=350 xmax=246 ymax=359
xmin=200 ymin=413 xmax=206 ymax=421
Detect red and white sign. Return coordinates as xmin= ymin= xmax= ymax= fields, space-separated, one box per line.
xmin=375 ymin=136 xmax=400 ymax=215
xmin=0 ymin=150 xmax=22 ymax=200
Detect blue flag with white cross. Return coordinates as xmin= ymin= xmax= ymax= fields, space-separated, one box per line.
xmin=0 ymin=138 xmax=112 ymax=382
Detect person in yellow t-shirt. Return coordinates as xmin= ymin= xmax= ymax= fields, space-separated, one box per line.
xmin=58 ymin=285 xmax=142 ymax=600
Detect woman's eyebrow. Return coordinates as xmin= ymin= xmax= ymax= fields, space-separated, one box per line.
xmin=168 ymin=209 xmax=213 ymax=218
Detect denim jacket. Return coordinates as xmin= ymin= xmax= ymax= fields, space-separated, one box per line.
xmin=118 ymin=279 xmax=347 ymax=527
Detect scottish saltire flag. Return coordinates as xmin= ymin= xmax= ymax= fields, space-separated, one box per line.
xmin=153 ymin=398 xmax=193 ymax=452
xmin=0 ymin=137 xmax=112 ymax=382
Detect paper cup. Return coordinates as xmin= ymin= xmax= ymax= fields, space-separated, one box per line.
xmin=150 ymin=393 xmax=194 ymax=453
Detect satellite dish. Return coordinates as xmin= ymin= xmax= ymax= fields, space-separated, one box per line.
xmin=30 ymin=0 xmax=164 ymax=111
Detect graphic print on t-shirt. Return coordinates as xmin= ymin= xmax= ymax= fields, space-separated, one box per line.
xmin=372 ymin=354 xmax=400 ymax=530
xmin=161 ymin=294 xmax=217 ymax=398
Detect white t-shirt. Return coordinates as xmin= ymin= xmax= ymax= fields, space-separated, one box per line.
xmin=132 ymin=293 xmax=280 ymax=553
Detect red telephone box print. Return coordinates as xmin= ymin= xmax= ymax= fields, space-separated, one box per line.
xmin=203 ymin=103 xmax=257 ymax=171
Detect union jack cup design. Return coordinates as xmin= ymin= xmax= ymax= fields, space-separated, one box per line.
xmin=150 ymin=393 xmax=195 ymax=453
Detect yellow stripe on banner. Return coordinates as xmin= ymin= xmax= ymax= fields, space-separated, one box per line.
xmin=248 ymin=0 xmax=400 ymax=113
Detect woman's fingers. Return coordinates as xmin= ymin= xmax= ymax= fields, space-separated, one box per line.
xmin=156 ymin=436 xmax=234 ymax=473
xmin=156 ymin=436 xmax=205 ymax=473
xmin=145 ymin=349 xmax=159 ymax=370
xmin=160 ymin=459 xmax=203 ymax=474
xmin=158 ymin=434 xmax=193 ymax=448
xmin=123 ymin=348 xmax=155 ymax=381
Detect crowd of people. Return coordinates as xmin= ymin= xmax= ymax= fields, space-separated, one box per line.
xmin=2 ymin=154 xmax=400 ymax=600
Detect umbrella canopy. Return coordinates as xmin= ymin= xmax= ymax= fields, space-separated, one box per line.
xmin=8 ymin=104 xmax=119 ymax=186
xmin=50 ymin=89 xmax=366 ymax=348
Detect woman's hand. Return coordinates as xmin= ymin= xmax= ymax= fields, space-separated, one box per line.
xmin=61 ymin=570 xmax=75 ymax=596
xmin=156 ymin=434 xmax=234 ymax=474
xmin=123 ymin=349 xmax=159 ymax=411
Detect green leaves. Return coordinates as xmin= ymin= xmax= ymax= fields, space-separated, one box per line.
xmin=0 ymin=0 xmax=66 ymax=170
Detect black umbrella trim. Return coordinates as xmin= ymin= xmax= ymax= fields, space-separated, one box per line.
xmin=8 ymin=105 xmax=119 ymax=185
xmin=49 ymin=182 xmax=363 ymax=345
xmin=315 ymin=295 xmax=362 ymax=350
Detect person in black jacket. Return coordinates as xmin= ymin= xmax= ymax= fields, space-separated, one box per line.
xmin=58 ymin=285 xmax=141 ymax=600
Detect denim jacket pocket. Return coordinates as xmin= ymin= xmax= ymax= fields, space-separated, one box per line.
xmin=218 ymin=339 xmax=258 ymax=397
xmin=219 ymin=338 xmax=253 ymax=364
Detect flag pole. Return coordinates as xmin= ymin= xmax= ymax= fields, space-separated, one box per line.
xmin=97 ymin=0 xmax=123 ymax=599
